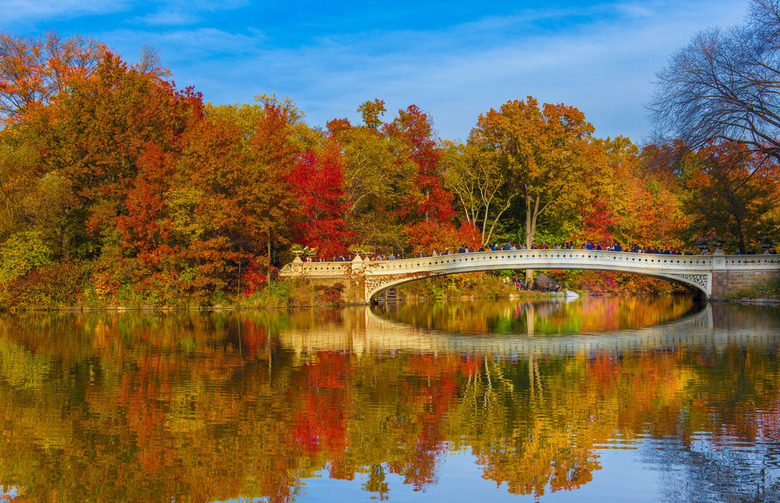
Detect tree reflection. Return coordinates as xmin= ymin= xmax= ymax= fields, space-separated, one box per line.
xmin=376 ymin=296 xmax=699 ymax=335
xmin=0 ymin=306 xmax=777 ymax=501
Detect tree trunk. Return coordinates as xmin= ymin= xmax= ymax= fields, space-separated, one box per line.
xmin=267 ymin=228 xmax=272 ymax=285
xmin=524 ymin=195 xmax=540 ymax=285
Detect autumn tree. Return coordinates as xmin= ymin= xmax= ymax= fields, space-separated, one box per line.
xmin=327 ymin=102 xmax=417 ymax=253
xmin=443 ymin=140 xmax=514 ymax=245
xmin=573 ymin=136 xmax=688 ymax=251
xmin=679 ymin=141 xmax=779 ymax=253
xmin=382 ymin=105 xmax=462 ymax=254
xmin=4 ymin=51 xmax=211 ymax=302
xmin=0 ymin=32 xmax=105 ymax=123
xmin=386 ymin=105 xmax=454 ymax=224
xmin=471 ymin=97 xmax=594 ymax=251
xmin=177 ymin=98 xmax=303 ymax=289
xmin=286 ymin=141 xmax=355 ymax=259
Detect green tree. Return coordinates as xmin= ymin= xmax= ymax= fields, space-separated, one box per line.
xmin=442 ymin=140 xmax=512 ymax=245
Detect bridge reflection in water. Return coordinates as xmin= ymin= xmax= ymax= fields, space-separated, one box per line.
xmin=279 ymin=303 xmax=726 ymax=358
xmin=273 ymin=300 xmax=780 ymax=501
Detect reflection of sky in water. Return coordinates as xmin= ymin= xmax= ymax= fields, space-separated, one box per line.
xmin=299 ymin=448 xmax=661 ymax=502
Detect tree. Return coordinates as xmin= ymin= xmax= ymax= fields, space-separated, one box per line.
xmin=327 ymin=103 xmax=417 ymax=253
xmin=0 ymin=230 xmax=52 ymax=283
xmin=651 ymin=0 xmax=780 ymax=165
xmin=286 ymin=142 xmax=355 ymax=259
xmin=470 ymin=97 xmax=594 ymax=251
xmin=680 ymin=141 xmax=779 ymax=253
xmin=386 ymin=104 xmax=454 ymax=224
xmin=26 ymin=51 xmax=202 ymax=254
xmin=0 ymin=32 xmax=105 ymax=123
xmin=442 ymin=141 xmax=513 ymax=245
xmin=176 ymin=98 xmax=301 ymax=289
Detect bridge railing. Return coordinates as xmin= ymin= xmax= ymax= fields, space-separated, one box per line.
xmin=365 ymin=249 xmax=719 ymax=274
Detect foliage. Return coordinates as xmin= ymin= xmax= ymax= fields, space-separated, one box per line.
xmin=399 ymin=272 xmax=514 ymax=300
xmin=404 ymin=220 xmax=481 ymax=255
xmin=286 ymin=142 xmax=354 ymax=259
xmin=442 ymin=140 xmax=511 ymax=245
xmin=0 ymin=259 xmax=89 ymax=309
xmin=469 ymin=97 xmax=595 ymax=249
xmin=678 ymin=142 xmax=779 ymax=253
xmin=0 ymin=230 xmax=52 ymax=283
xmin=0 ymin=32 xmax=105 ymax=123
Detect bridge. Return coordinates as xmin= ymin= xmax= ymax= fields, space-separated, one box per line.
xmin=278 ymin=249 xmax=780 ymax=303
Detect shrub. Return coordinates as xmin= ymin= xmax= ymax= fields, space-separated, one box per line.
xmin=0 ymin=260 xmax=91 ymax=309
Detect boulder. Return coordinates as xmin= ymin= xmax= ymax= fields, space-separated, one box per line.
xmin=534 ymin=273 xmax=561 ymax=291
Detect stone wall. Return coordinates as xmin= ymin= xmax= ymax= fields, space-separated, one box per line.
xmin=711 ymin=269 xmax=780 ymax=299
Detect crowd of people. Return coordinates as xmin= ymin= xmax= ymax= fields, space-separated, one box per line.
xmin=308 ymin=240 xmax=732 ymax=262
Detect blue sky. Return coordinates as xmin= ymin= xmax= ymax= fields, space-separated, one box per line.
xmin=2 ymin=0 xmax=749 ymax=143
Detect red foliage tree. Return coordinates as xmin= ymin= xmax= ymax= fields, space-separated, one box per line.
xmin=286 ymin=141 xmax=355 ymax=259
xmin=386 ymin=105 xmax=454 ymax=223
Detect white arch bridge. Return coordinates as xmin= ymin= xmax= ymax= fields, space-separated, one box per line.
xmin=279 ymin=249 xmax=780 ymax=303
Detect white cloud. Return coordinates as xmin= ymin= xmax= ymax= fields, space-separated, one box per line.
xmin=1 ymin=0 xmax=131 ymax=25
xmin=614 ymin=3 xmax=656 ymax=18
xmin=107 ymin=27 xmax=266 ymax=60
xmin=137 ymin=10 xmax=200 ymax=26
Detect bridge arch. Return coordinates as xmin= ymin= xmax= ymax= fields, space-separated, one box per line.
xmin=368 ymin=266 xmax=707 ymax=302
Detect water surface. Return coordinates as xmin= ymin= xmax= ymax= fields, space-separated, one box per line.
xmin=1 ymin=298 xmax=779 ymax=502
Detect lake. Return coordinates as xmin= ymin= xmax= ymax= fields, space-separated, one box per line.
xmin=1 ymin=297 xmax=779 ymax=502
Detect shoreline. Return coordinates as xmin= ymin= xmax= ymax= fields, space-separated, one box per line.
xmin=2 ymin=292 xmax=778 ymax=314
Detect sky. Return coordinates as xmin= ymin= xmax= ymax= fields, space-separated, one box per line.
xmin=1 ymin=0 xmax=751 ymax=143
